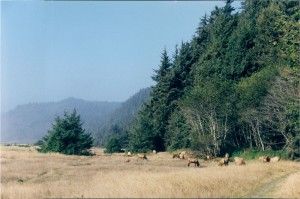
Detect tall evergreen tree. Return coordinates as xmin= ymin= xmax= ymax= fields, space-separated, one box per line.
xmin=152 ymin=48 xmax=172 ymax=82
xmin=150 ymin=50 xmax=173 ymax=151
xmin=128 ymin=104 xmax=155 ymax=153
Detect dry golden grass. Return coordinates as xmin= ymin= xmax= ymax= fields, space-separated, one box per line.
xmin=1 ymin=145 xmax=300 ymax=198
xmin=272 ymin=171 xmax=300 ymax=198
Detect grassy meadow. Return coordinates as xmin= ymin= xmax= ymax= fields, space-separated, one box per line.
xmin=1 ymin=145 xmax=300 ymax=198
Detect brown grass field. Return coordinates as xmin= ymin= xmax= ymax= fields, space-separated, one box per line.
xmin=1 ymin=145 xmax=299 ymax=198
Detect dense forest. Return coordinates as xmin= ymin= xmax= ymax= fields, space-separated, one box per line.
xmin=106 ymin=0 xmax=299 ymax=159
xmin=95 ymin=88 xmax=151 ymax=146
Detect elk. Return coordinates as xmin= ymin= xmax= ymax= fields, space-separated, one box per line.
xmin=234 ymin=157 xmax=246 ymax=165
xmin=219 ymin=153 xmax=229 ymax=166
xmin=259 ymin=155 xmax=270 ymax=163
xmin=187 ymin=157 xmax=200 ymax=167
xmin=137 ymin=154 xmax=148 ymax=161
xmin=173 ymin=151 xmax=187 ymax=159
xmin=172 ymin=153 xmax=180 ymax=159
xmin=270 ymin=156 xmax=280 ymax=162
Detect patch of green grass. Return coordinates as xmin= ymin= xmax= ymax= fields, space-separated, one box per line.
xmin=232 ymin=148 xmax=288 ymax=160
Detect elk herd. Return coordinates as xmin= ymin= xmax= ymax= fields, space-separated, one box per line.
xmin=123 ymin=149 xmax=281 ymax=168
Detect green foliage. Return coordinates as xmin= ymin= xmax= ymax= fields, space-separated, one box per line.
xmin=152 ymin=49 xmax=172 ymax=82
xmin=276 ymin=2 xmax=300 ymax=67
xmin=232 ymin=148 xmax=289 ymax=160
xmin=128 ymin=105 xmax=156 ymax=153
xmin=287 ymin=134 xmax=300 ymax=161
xmin=97 ymin=88 xmax=151 ymax=147
xmin=236 ymin=66 xmax=278 ymax=110
xmin=128 ymin=0 xmax=299 ymax=159
xmin=132 ymin=50 xmax=175 ymax=151
xmin=104 ymin=137 xmax=122 ymax=153
xmin=34 ymin=139 xmax=44 ymax=146
xmin=166 ymin=110 xmax=191 ymax=151
xmin=39 ymin=109 xmax=94 ymax=156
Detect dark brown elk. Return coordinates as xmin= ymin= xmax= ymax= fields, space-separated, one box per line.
xmin=172 ymin=153 xmax=179 ymax=159
xmin=218 ymin=153 xmax=229 ymax=166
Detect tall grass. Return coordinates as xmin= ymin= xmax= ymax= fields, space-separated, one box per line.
xmin=272 ymin=172 xmax=300 ymax=198
xmin=1 ymin=146 xmax=299 ymax=198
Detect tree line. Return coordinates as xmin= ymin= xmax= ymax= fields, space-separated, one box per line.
xmin=125 ymin=0 xmax=299 ymax=159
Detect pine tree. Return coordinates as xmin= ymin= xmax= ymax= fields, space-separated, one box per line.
xmin=39 ymin=109 xmax=94 ymax=155
xmin=166 ymin=110 xmax=191 ymax=150
xmin=128 ymin=104 xmax=156 ymax=153
xmin=151 ymin=48 xmax=172 ymax=82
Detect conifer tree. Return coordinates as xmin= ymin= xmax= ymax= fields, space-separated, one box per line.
xmin=39 ymin=109 xmax=94 ymax=155
xmin=128 ymin=105 xmax=155 ymax=153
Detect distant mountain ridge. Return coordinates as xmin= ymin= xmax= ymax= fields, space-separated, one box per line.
xmin=1 ymin=88 xmax=152 ymax=145
xmin=1 ymin=98 xmax=121 ymax=144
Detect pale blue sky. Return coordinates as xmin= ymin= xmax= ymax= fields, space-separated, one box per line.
xmin=1 ymin=1 xmax=239 ymax=112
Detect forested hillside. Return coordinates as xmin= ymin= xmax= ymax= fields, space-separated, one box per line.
xmin=125 ymin=0 xmax=299 ymax=159
xmin=95 ymin=88 xmax=151 ymax=146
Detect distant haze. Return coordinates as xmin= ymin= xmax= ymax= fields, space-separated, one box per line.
xmin=1 ymin=1 xmax=227 ymax=112
xmin=1 ymin=88 xmax=151 ymax=144
xmin=1 ymin=97 xmax=121 ymax=144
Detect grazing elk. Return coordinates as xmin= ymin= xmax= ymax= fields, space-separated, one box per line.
xmin=188 ymin=157 xmax=200 ymax=167
xmin=234 ymin=157 xmax=246 ymax=165
xmin=219 ymin=153 xmax=230 ymax=166
xmin=259 ymin=155 xmax=270 ymax=163
xmin=206 ymin=155 xmax=212 ymax=161
xmin=179 ymin=153 xmax=185 ymax=160
xmin=137 ymin=154 xmax=148 ymax=161
xmin=270 ymin=156 xmax=280 ymax=162
xmin=173 ymin=153 xmax=180 ymax=159
xmin=173 ymin=151 xmax=187 ymax=159
xmin=89 ymin=149 xmax=96 ymax=155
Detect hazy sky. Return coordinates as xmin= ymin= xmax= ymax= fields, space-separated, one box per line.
xmin=1 ymin=1 xmax=234 ymax=112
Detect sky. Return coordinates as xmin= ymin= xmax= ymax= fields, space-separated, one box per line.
xmin=1 ymin=1 xmax=236 ymax=113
